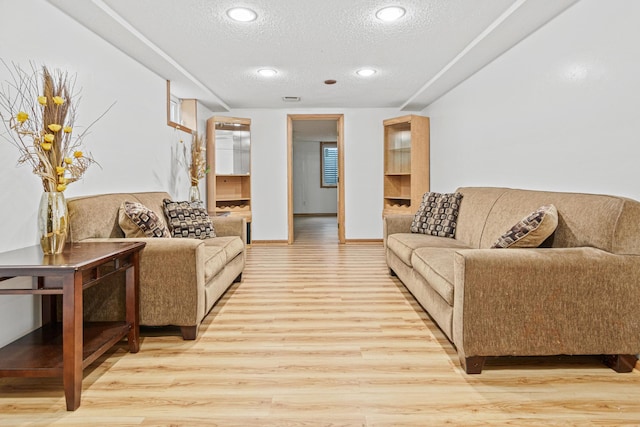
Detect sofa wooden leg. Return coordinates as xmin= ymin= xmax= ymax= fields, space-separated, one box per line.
xmin=604 ymin=354 xmax=637 ymax=373
xmin=462 ymin=356 xmax=486 ymax=374
xmin=389 ymin=268 xmax=397 ymax=277
xmin=180 ymin=325 xmax=198 ymax=340
xmin=233 ymin=273 xmax=242 ymax=283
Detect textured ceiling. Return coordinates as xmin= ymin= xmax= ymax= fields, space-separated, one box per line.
xmin=47 ymin=0 xmax=579 ymax=111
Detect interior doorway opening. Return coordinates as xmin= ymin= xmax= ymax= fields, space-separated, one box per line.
xmin=287 ymin=114 xmax=345 ymax=244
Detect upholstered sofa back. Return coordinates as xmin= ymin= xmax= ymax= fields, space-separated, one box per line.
xmin=455 ymin=187 xmax=640 ymax=255
xmin=67 ymin=192 xmax=170 ymax=241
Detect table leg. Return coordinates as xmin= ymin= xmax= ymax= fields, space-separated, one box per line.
xmin=62 ymin=272 xmax=83 ymax=411
xmin=125 ymin=251 xmax=140 ymax=353
xmin=41 ymin=294 xmax=56 ymax=325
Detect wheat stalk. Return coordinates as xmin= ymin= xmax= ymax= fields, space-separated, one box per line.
xmin=0 ymin=61 xmax=111 ymax=192
xmin=182 ymin=132 xmax=208 ymax=185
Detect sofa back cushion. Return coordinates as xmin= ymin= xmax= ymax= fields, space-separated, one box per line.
xmin=454 ymin=187 xmax=508 ymax=248
xmin=68 ymin=192 xmax=170 ymax=241
xmin=474 ymin=188 xmax=640 ymax=255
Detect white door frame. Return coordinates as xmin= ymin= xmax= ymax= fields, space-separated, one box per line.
xmin=287 ymin=114 xmax=345 ymax=244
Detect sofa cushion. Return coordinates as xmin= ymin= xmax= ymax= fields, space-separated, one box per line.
xmin=410 ymin=192 xmax=463 ymax=238
xmin=118 ymin=201 xmax=171 ymax=238
xmin=454 ymin=187 xmax=509 ymax=248
xmin=491 ymin=204 xmax=558 ymax=248
xmin=411 ymin=247 xmax=458 ymax=305
xmin=203 ymin=246 xmax=227 ymax=282
xmin=387 ymin=233 xmax=471 ymax=267
xmin=203 ymin=236 xmax=244 ymax=261
xmin=163 ymin=199 xmax=216 ymax=239
xmin=476 ymin=188 xmax=640 ymax=253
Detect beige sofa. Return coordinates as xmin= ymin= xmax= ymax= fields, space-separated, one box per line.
xmin=384 ymin=187 xmax=640 ymax=373
xmin=67 ymin=191 xmax=245 ymax=340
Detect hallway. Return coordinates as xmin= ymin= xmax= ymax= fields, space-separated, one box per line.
xmin=293 ymin=215 xmax=339 ymax=245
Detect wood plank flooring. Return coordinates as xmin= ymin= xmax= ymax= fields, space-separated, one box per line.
xmin=1 ymin=216 xmax=639 ymax=425
xmin=293 ymin=214 xmax=340 ymax=245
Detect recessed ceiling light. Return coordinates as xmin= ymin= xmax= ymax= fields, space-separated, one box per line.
xmin=375 ymin=6 xmax=406 ymax=22
xmin=227 ymin=7 xmax=257 ymax=22
xmin=257 ymin=68 xmax=277 ymax=77
xmin=282 ymin=96 xmax=301 ymax=102
xmin=356 ymin=68 xmax=377 ymax=77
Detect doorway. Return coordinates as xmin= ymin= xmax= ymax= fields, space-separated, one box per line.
xmin=287 ymin=114 xmax=345 ymax=244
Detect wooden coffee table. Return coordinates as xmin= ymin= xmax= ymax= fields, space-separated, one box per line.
xmin=0 ymin=241 xmax=145 ymax=411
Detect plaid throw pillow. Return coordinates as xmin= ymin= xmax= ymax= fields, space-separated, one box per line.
xmin=491 ymin=204 xmax=558 ymax=248
xmin=119 ymin=201 xmax=171 ymax=238
xmin=410 ymin=192 xmax=463 ymax=238
xmin=162 ymin=199 xmax=216 ymax=239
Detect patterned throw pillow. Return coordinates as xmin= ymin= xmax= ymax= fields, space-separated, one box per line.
xmin=410 ymin=192 xmax=463 ymax=238
xmin=491 ymin=204 xmax=558 ymax=248
xmin=119 ymin=201 xmax=171 ymax=238
xmin=162 ymin=199 xmax=216 ymax=239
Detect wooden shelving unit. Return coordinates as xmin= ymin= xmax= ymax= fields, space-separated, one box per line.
xmin=383 ymin=115 xmax=430 ymax=216
xmin=206 ymin=116 xmax=252 ymax=241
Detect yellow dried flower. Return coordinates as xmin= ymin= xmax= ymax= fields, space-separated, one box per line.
xmin=1 ymin=65 xmax=109 ymax=194
xmin=56 ymin=183 xmax=67 ymax=192
xmin=16 ymin=111 xmax=29 ymax=123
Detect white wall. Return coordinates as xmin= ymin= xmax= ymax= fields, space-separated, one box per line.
xmin=293 ymin=140 xmax=338 ymax=214
xmin=423 ymin=0 xmax=640 ymax=201
xmin=0 ymin=0 xmax=190 ymax=347
xmin=227 ymin=108 xmax=404 ymax=241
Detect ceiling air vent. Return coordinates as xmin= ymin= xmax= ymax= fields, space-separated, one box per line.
xmin=282 ymin=96 xmax=301 ymax=102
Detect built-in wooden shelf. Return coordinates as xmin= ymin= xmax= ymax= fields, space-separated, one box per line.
xmin=206 ymin=116 xmax=252 ymax=243
xmin=383 ymin=115 xmax=430 ymax=217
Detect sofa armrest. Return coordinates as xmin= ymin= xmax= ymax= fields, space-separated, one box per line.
xmin=383 ymin=214 xmax=414 ymax=246
xmin=452 ymin=247 xmax=640 ymax=359
xmin=211 ymin=216 xmax=247 ymax=244
xmin=80 ymin=237 xmax=206 ymax=326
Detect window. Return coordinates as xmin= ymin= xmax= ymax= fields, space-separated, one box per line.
xmin=169 ymin=95 xmax=181 ymax=124
xmin=321 ymin=141 xmax=338 ymax=188
xmin=166 ymin=80 xmax=196 ymax=133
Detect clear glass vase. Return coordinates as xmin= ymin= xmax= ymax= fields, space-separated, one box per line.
xmin=38 ymin=192 xmax=68 ymax=255
xmin=189 ymin=184 xmax=201 ymax=202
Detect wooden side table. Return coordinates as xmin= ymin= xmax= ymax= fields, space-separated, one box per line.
xmin=0 ymin=241 xmax=145 ymax=411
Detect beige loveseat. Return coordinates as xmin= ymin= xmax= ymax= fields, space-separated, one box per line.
xmin=67 ymin=191 xmax=245 ymax=340
xmin=384 ymin=187 xmax=640 ymax=373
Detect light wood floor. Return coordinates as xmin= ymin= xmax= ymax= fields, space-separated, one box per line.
xmin=293 ymin=214 xmax=339 ymax=245
xmin=1 ymin=216 xmax=640 ymax=425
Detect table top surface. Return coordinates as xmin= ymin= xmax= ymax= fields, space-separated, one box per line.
xmin=0 ymin=241 xmax=146 ymax=272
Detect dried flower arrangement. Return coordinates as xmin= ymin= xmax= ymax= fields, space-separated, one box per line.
xmin=184 ymin=132 xmax=209 ymax=186
xmin=0 ymin=61 xmax=111 ymax=192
